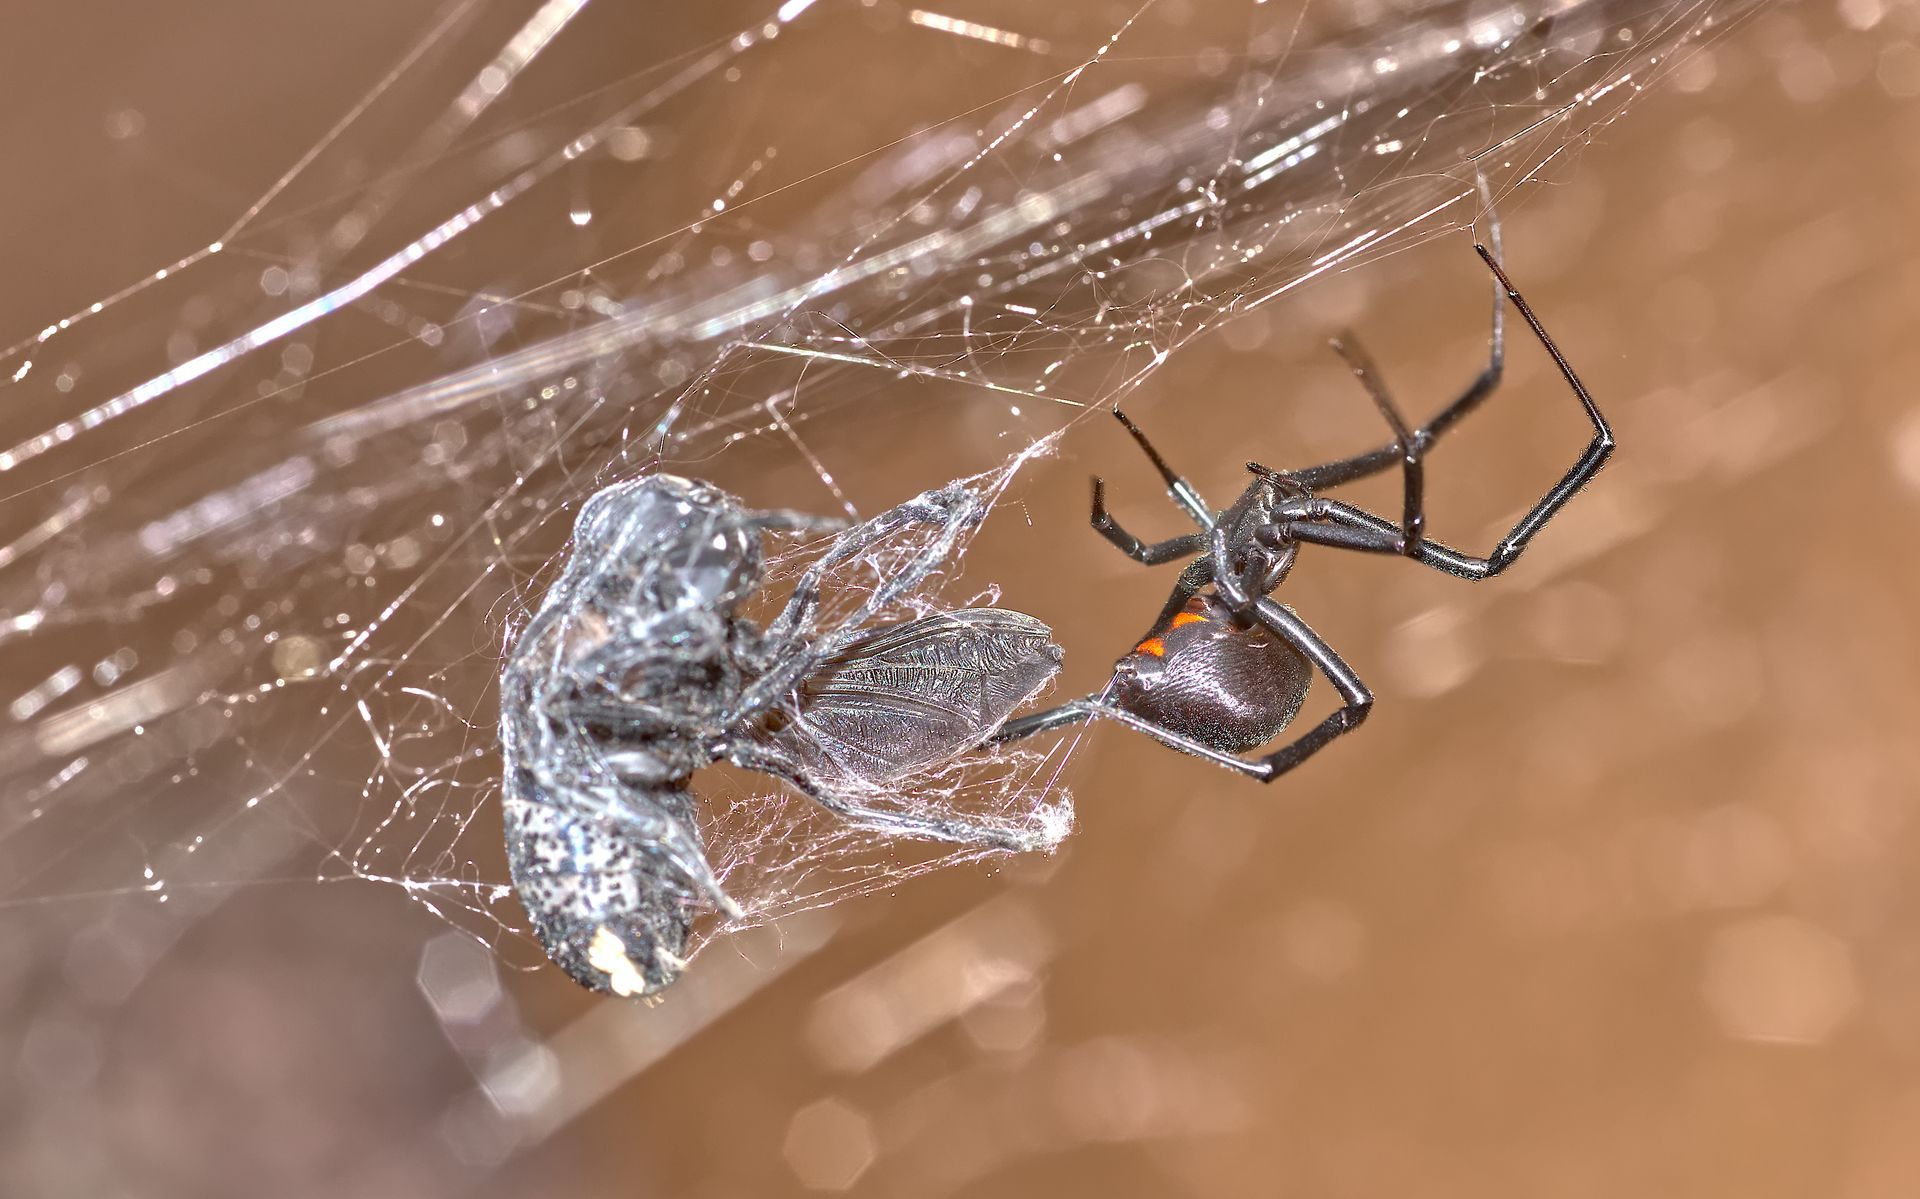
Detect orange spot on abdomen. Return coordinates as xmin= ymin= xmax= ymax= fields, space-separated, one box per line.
xmin=1134 ymin=606 xmax=1209 ymax=658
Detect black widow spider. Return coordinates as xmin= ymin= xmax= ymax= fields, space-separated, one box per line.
xmin=991 ymin=235 xmax=1613 ymax=781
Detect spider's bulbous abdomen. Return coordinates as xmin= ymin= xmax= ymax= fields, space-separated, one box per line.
xmin=1108 ymin=595 xmax=1312 ymax=754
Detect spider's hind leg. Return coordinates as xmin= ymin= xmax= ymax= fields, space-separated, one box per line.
xmin=990 ymin=699 xmax=1100 ymax=745
xmin=995 ymin=594 xmax=1373 ymax=783
xmin=1238 ymin=597 xmax=1374 ymax=780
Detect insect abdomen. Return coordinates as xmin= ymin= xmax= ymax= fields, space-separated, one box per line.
xmin=502 ymin=773 xmax=702 ymax=997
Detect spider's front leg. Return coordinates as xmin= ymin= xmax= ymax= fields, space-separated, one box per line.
xmin=1091 ymin=477 xmax=1209 ymax=564
xmin=1280 ymin=246 xmax=1612 ymax=581
xmin=1286 ymin=176 xmax=1509 ymax=502
xmin=1087 ymin=407 xmax=1217 ymax=565
xmin=1327 ymin=333 xmax=1424 ymax=556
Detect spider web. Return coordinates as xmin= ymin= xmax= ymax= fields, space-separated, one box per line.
xmin=0 ymin=0 xmax=1759 ymax=1006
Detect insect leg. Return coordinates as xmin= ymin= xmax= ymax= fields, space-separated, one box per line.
xmin=735 ymin=483 xmax=990 ymax=723
xmin=728 ymin=742 xmax=1052 ymax=852
xmin=747 ymin=507 xmax=848 ymax=536
xmin=758 ymin=483 xmax=980 ymax=647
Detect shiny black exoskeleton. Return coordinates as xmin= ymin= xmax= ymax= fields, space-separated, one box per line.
xmin=994 ymin=240 xmax=1613 ymax=780
xmin=1106 ymin=593 xmax=1313 ymax=755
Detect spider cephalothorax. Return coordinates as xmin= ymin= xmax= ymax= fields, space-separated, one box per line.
xmin=995 ymin=234 xmax=1612 ymax=781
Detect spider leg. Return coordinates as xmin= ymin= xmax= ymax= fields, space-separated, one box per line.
xmin=1091 ymin=477 xmax=1210 ymax=564
xmin=994 ymin=597 xmax=1370 ymax=782
xmin=1111 ymin=408 xmax=1213 ymax=527
xmin=993 ymin=549 xmax=1213 ymax=747
xmin=990 ymin=693 xmax=1264 ymax=775
xmin=1327 ymin=333 xmax=1423 ymax=555
xmin=989 ymin=698 xmax=1100 ymax=743
xmin=728 ymin=741 xmax=1051 ymax=852
xmin=1285 ymin=501 xmax=1521 ymax=578
xmin=1236 ymin=598 xmax=1374 ymax=779
xmin=1288 ymin=184 xmax=1507 ymax=493
xmin=1280 ymin=247 xmax=1612 ymax=579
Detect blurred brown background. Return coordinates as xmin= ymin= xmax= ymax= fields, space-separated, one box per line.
xmin=6 ymin=1 xmax=1920 ymax=1197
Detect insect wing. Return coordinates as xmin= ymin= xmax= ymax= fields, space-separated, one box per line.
xmin=776 ymin=608 xmax=1062 ymax=786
